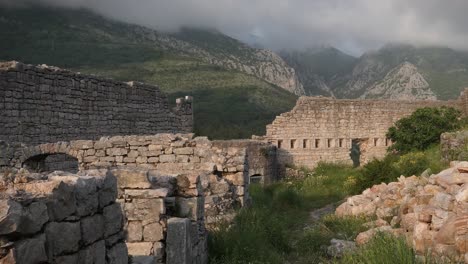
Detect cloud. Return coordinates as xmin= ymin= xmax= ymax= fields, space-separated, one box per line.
xmin=2 ymin=0 xmax=468 ymax=55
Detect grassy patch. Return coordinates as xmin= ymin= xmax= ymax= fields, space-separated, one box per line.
xmin=209 ymin=148 xmax=449 ymax=263
xmin=337 ymin=234 xmax=417 ymax=264
xmin=208 ymin=163 xmax=363 ymax=263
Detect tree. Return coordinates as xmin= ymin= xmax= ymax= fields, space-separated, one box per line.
xmin=386 ymin=107 xmax=461 ymax=153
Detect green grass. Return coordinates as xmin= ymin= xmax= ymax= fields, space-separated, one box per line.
xmin=337 ymin=234 xmax=417 ymax=264
xmin=209 ymin=148 xmax=450 ymax=263
xmin=208 ymin=163 xmax=365 ymax=263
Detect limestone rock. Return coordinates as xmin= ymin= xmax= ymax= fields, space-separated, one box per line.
xmin=45 ymin=221 xmax=81 ymax=256
xmin=81 ymin=215 xmax=105 ymax=245
xmin=111 ymin=169 xmax=151 ymax=189
xmin=143 ymin=222 xmax=164 ymax=242
xmin=103 ymin=203 xmax=124 ymax=237
xmin=107 ymin=242 xmax=128 ymax=264
xmin=14 ymin=235 xmax=48 ymax=264
xmin=327 ymin=239 xmax=356 ymax=258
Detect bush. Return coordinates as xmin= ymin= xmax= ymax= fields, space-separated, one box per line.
xmin=353 ymin=154 xmax=400 ymax=193
xmin=387 ymin=107 xmax=461 ymax=153
xmin=395 ymin=151 xmax=430 ymax=176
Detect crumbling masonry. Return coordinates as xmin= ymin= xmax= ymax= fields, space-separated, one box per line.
xmin=1 ymin=61 xmax=468 ymax=263
xmin=262 ymin=95 xmax=467 ymax=170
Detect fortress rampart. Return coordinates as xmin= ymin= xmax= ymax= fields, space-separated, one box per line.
xmin=263 ymin=95 xmax=464 ymax=169
xmin=0 ymin=61 xmax=192 ymax=145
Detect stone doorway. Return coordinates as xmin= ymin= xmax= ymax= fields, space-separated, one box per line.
xmin=350 ymin=138 xmax=369 ymax=167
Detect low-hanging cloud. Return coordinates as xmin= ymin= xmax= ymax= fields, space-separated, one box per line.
xmin=2 ymin=0 xmax=468 ymax=55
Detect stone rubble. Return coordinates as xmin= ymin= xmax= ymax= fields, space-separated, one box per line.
xmin=335 ymin=161 xmax=468 ymax=262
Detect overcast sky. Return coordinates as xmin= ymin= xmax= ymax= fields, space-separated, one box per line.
xmin=2 ymin=0 xmax=468 ymax=55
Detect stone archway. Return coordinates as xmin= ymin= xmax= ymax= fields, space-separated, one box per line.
xmin=22 ymin=153 xmax=79 ymax=173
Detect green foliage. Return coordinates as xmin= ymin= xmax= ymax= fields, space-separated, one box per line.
xmin=395 ymin=151 xmax=430 ymax=176
xmin=387 ymin=107 xmax=462 ymax=153
xmin=352 ymin=145 xmax=447 ymax=193
xmin=353 ymin=154 xmax=401 ymax=193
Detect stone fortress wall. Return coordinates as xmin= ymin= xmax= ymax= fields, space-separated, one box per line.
xmin=263 ymin=95 xmax=464 ymax=170
xmin=0 ymin=134 xmax=278 ymax=263
xmin=2 ymin=60 xmax=468 ymax=263
xmin=0 ymin=61 xmax=192 ymax=145
xmin=0 ymin=170 xmax=127 ymax=264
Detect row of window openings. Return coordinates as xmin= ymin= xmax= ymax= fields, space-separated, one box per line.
xmin=277 ymin=138 xmax=391 ymax=149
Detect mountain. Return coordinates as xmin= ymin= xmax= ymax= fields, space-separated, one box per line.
xmin=0 ymin=6 xmax=298 ymax=139
xmin=360 ymin=62 xmax=436 ymax=100
xmin=280 ymin=47 xmax=357 ymax=96
xmin=284 ymin=44 xmax=468 ymax=100
xmin=345 ymin=44 xmax=468 ymax=100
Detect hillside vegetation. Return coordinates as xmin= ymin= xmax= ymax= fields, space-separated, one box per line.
xmin=283 ymin=44 xmax=468 ymax=100
xmin=0 ymin=6 xmax=297 ymax=139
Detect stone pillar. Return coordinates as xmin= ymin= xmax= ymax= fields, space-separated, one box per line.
xmin=166 ymin=218 xmax=192 ymax=264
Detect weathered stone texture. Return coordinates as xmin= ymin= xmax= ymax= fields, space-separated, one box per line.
xmin=264 ymin=96 xmax=462 ymax=169
xmin=441 ymin=130 xmax=468 ymax=162
xmin=0 ymin=61 xmax=192 ymax=146
xmin=0 ymin=170 xmax=127 ymax=264
xmin=335 ymin=161 xmax=468 ymax=262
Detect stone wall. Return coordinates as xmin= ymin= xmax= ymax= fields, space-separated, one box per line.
xmin=0 ymin=61 xmax=192 ymax=145
xmin=1 ymin=134 xmax=278 ymax=228
xmin=441 ymin=130 xmax=468 ymax=162
xmin=264 ymin=96 xmax=460 ymax=169
xmin=335 ymin=161 xmax=468 ymax=262
xmin=0 ymin=169 xmax=127 ymax=264
xmin=111 ymin=167 xmax=207 ymax=264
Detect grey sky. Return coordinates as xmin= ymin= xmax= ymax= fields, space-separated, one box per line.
xmin=2 ymin=0 xmax=468 ymax=55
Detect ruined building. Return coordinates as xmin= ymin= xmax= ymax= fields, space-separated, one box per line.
xmin=1 ymin=61 xmax=467 ymax=263
xmin=262 ymin=95 xmax=466 ymax=169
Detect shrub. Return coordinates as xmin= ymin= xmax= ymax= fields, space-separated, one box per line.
xmin=395 ymin=151 xmax=430 ymax=176
xmin=353 ymin=154 xmax=400 ymax=193
xmin=387 ymin=107 xmax=461 ymax=154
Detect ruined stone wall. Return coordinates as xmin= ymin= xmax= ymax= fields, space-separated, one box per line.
xmin=264 ymin=96 xmax=459 ymax=169
xmin=2 ymin=134 xmax=278 ymax=228
xmin=111 ymin=167 xmax=207 ymax=264
xmin=441 ymin=130 xmax=468 ymax=162
xmin=0 ymin=170 xmax=127 ymax=264
xmin=0 ymin=61 xmax=192 ymax=145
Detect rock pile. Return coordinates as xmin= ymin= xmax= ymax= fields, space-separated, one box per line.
xmin=335 ymin=161 xmax=468 ymax=262
xmin=0 ymin=169 xmax=127 ymax=264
